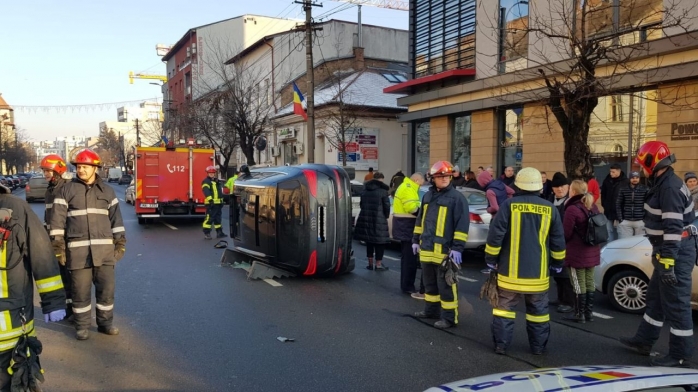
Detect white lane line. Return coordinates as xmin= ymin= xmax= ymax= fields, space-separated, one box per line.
xmin=161 ymin=222 xmax=178 ymax=230
xmin=592 ymin=312 xmax=613 ymax=319
xmin=119 ymin=198 xmax=125 ymax=202
xmin=383 ymin=255 xmax=400 ymax=261
xmin=457 ymin=276 xmax=478 ymax=282
xmin=263 ymin=279 xmax=283 ymax=287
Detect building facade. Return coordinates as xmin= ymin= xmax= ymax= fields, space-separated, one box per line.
xmin=388 ymin=0 xmax=698 ymax=179
xmin=0 ymin=94 xmax=16 ymax=174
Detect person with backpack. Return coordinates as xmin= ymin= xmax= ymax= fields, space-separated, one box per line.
xmin=563 ymin=180 xmax=602 ymax=323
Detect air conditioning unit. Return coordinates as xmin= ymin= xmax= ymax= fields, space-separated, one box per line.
xmin=271 ymin=146 xmax=281 ymax=157
xmin=293 ymin=143 xmax=304 ymax=155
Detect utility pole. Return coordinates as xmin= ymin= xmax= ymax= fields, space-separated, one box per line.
xmin=296 ymin=0 xmax=322 ymax=163
xmin=135 ymin=118 xmax=141 ymax=147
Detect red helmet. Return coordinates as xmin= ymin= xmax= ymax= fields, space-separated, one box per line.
xmin=205 ymin=165 xmax=217 ymax=173
xmin=429 ymin=161 xmax=455 ymax=178
xmin=636 ymin=141 xmax=675 ymax=174
xmin=71 ymin=149 xmax=102 ymax=167
xmin=40 ymin=154 xmax=67 ymax=175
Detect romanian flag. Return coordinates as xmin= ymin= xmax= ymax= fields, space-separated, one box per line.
xmin=159 ymin=135 xmax=169 ymax=147
xmin=292 ymin=82 xmax=308 ymax=120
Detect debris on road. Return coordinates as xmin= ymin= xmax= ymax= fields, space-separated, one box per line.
xmin=277 ymin=337 xmax=295 ymax=343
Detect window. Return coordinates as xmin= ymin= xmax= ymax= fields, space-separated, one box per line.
xmin=451 ymin=115 xmax=471 ymax=173
xmin=414 ymin=122 xmax=431 ymax=175
xmin=610 ymin=95 xmax=625 ymax=122
xmin=412 ymin=0 xmax=476 ymax=78
xmin=498 ymin=107 xmax=524 ymax=173
xmin=148 ymin=111 xmax=159 ymax=120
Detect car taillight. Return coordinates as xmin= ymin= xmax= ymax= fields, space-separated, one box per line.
xmin=303 ymin=250 xmax=317 ymax=276
xmin=470 ymin=212 xmax=484 ymax=224
xmin=25 ymin=185 xmax=30 ymax=192
xmin=333 ymin=169 xmax=343 ymax=199
xmin=303 ymin=170 xmax=318 ymax=198
xmin=334 ymin=247 xmax=343 ymax=274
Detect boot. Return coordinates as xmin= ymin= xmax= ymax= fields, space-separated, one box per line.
xmin=98 ymin=326 xmax=119 ymax=336
xmin=366 ymin=257 xmax=374 ymax=270
xmin=619 ymin=336 xmax=651 ymax=356
xmin=434 ymin=319 xmax=455 ymax=329
xmin=75 ymin=329 xmax=89 ymax=340
xmin=564 ymin=294 xmax=586 ymax=323
xmin=650 ymin=355 xmax=690 ymax=368
xmin=584 ymin=292 xmax=595 ymax=322
xmin=216 ymin=230 xmax=227 ymax=238
xmin=414 ymin=311 xmax=439 ymax=319
xmin=204 ymin=232 xmax=212 ymax=240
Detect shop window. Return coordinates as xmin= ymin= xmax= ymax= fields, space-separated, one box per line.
xmin=498 ymin=107 xmax=524 ymax=173
xmin=414 ymin=122 xmax=431 ymax=175
xmin=452 ymin=115 xmax=471 ymax=172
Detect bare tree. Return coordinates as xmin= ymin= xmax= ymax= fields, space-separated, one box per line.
xmin=3 ymin=127 xmax=32 ymax=173
xmin=186 ymin=99 xmax=238 ymax=172
xmin=97 ymin=124 xmax=122 ymax=167
xmin=482 ymin=0 xmax=696 ymax=179
xmin=139 ymin=119 xmax=165 ymax=147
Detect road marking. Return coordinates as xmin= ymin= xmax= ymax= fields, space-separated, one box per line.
xmin=592 ymin=312 xmax=613 ymax=319
xmin=119 ymin=198 xmax=125 ymax=202
xmin=161 ymin=222 xmax=178 ymax=230
xmin=457 ymin=276 xmax=478 ymax=282
xmin=383 ymin=255 xmax=400 ymax=261
xmin=263 ymin=279 xmax=283 ymax=287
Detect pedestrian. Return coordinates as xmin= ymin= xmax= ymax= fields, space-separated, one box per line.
xmin=587 ymin=174 xmax=601 ymax=204
xmin=0 ymin=181 xmax=67 ymax=390
xmin=389 ymin=170 xmax=406 ymax=196
xmin=477 ymin=166 xmax=485 ymax=175
xmin=354 ymin=172 xmax=391 ymax=271
xmin=202 ymin=165 xmax=226 ymax=240
xmin=563 ymin=180 xmax=601 ymax=323
xmin=500 ymin=166 xmax=516 ymax=187
xmin=412 ymin=161 xmax=470 ymax=329
xmin=486 ymin=166 xmax=495 ymax=177
xmin=224 ymin=167 xmax=242 ymax=194
xmin=464 ymin=170 xmax=481 ymax=190
xmin=540 ymin=171 xmax=553 ymax=200
xmin=620 ymin=141 xmax=697 ymax=367
xmin=485 ymin=167 xmax=566 ymax=355
xmin=393 ymin=172 xmax=426 ymax=297
xmin=364 ymin=167 xmax=374 ymax=182
xmin=477 ymin=170 xmax=514 ymax=215
xmin=451 ymin=165 xmax=466 ymax=187
xmin=601 ymin=163 xmax=627 ymax=241
xmin=685 ymin=172 xmax=698 ymax=212
xmin=548 ymin=172 xmax=574 ymax=313
xmin=41 ymin=154 xmax=73 ymax=318
xmin=616 ymin=171 xmax=648 ymax=239
xmin=50 ymin=148 xmax=125 ymax=341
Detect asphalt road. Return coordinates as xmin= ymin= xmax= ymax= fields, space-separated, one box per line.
xmin=8 ymin=183 xmax=698 ymax=391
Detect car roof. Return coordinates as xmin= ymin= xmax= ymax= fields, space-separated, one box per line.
xmin=425 ymin=365 xmax=698 ymax=392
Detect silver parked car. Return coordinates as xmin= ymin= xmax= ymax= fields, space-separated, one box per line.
xmin=594 ymin=218 xmax=698 ymax=314
xmin=25 ymin=176 xmax=49 ymax=203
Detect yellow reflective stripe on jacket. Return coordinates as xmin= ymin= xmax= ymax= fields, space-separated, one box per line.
xmin=36 ymin=275 xmax=64 ymax=294
xmin=497 ymin=275 xmax=549 ymax=293
xmin=435 ymin=206 xmax=447 ymax=237
xmin=0 ymin=311 xmax=36 ymax=353
xmin=0 ymin=241 xmax=7 ymax=298
xmin=454 ymin=231 xmax=468 ymax=242
xmin=485 ymin=244 xmax=500 ymax=256
xmin=551 ymin=250 xmax=566 ymax=260
xmin=414 ymin=204 xmax=428 ymax=235
xmin=510 ymin=208 xmax=523 ymax=278
xmin=493 ymin=309 xmax=516 ymax=318
xmin=526 ymin=313 xmax=550 ymax=323
xmin=419 ymin=249 xmax=447 ymax=264
xmin=538 ymin=212 xmax=551 ymax=279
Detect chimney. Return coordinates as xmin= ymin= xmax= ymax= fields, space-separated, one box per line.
xmin=353 ymin=47 xmax=365 ymax=70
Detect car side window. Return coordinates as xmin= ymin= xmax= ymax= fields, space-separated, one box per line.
xmin=465 ymin=192 xmax=488 ymax=206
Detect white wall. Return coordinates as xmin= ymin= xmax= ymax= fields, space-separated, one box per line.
xmin=476 ymin=0 xmax=501 ymax=78
xmin=528 ymin=0 xmax=574 ymax=67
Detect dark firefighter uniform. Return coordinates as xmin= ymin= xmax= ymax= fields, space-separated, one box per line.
xmin=485 ymin=193 xmax=566 ymax=354
xmin=413 ymin=183 xmax=470 ymax=326
xmin=633 ymin=166 xmax=696 ymax=361
xmin=202 ymin=176 xmax=224 ymax=235
xmin=0 ymin=185 xmax=66 ymax=389
xmin=49 ymin=176 xmax=126 ymax=333
xmin=45 ymin=175 xmax=72 ymax=314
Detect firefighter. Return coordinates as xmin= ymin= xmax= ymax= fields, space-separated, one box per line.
xmin=41 ymin=153 xmax=73 ymax=317
xmin=50 ymin=149 xmax=126 ymax=341
xmin=202 ymin=165 xmax=226 ymax=240
xmin=0 ymin=181 xmax=66 ymax=390
xmin=485 ymin=167 xmax=566 ymax=355
xmin=620 ymin=141 xmax=697 ymax=368
xmin=412 ymin=161 xmax=470 ymax=329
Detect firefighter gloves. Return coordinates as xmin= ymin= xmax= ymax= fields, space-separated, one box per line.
xmin=412 ymin=244 xmax=420 ymax=255
xmin=114 ymin=238 xmax=126 ymax=262
xmin=51 ymin=239 xmax=66 ymax=266
xmin=660 ymin=267 xmax=678 ymax=286
xmin=449 ymin=250 xmax=462 ymax=265
xmin=43 ymin=309 xmax=66 ymax=323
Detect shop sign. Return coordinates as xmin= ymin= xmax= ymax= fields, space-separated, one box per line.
xmin=278 ymin=128 xmax=297 ymax=141
xmin=671 ymin=122 xmax=698 ymax=141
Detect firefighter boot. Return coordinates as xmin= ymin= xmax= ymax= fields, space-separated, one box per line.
xmin=650 ymin=355 xmax=690 ymax=368
xmin=216 ymin=230 xmax=227 ymax=238
xmin=434 ymin=319 xmax=455 ymax=329
xmin=76 ymin=329 xmax=89 ymax=340
xmin=584 ymin=292 xmax=595 ymax=322
xmin=563 ymin=294 xmax=586 ymax=323
xmin=414 ymin=311 xmax=439 ymax=319
xmin=619 ymin=337 xmax=652 ymax=356
xmin=204 ymin=232 xmax=212 ymax=240
xmin=98 ymin=326 xmax=119 ymax=336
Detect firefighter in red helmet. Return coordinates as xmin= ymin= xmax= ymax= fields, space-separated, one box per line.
xmin=202 ymin=165 xmax=226 ymax=240
xmin=620 ymin=141 xmax=697 ymax=367
xmin=41 ymin=154 xmax=73 ymax=316
xmin=50 ymin=148 xmax=126 ymax=340
xmin=412 ymin=160 xmax=470 ymax=329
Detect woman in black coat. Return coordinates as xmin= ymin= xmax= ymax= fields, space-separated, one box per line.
xmin=354 ymin=172 xmax=391 ymax=271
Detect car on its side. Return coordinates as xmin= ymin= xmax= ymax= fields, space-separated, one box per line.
xmin=594 ymin=218 xmax=698 ymax=314
xmin=25 ymin=176 xmax=49 ymax=203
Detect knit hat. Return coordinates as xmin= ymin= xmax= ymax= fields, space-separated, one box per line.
xmin=550 ymin=172 xmax=568 ymax=188
xmin=685 ymin=172 xmax=697 ymax=182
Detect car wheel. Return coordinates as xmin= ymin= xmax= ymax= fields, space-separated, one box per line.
xmin=607 ymin=269 xmax=649 ymax=314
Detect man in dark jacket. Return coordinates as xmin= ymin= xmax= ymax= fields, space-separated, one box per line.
xmin=616 ymin=171 xmax=648 ymax=239
xmin=620 ymin=141 xmax=697 ymax=368
xmin=548 ymin=172 xmax=574 ymax=313
xmin=451 ymin=165 xmax=466 ymax=187
xmin=0 ymin=184 xmax=66 ymax=390
xmin=540 ymin=171 xmax=553 ymax=200
xmin=601 ymin=163 xmax=627 ymax=241
xmin=354 ymin=172 xmax=391 ymax=271
xmin=41 ymin=154 xmax=73 ymax=317
xmin=501 ymin=166 xmax=516 ymax=187
xmin=485 ymin=167 xmax=566 ymax=355
xmin=413 ymin=161 xmax=470 ymax=329
xmin=50 ymin=149 xmax=126 ymax=341
xmin=393 ymin=173 xmax=425 ymax=295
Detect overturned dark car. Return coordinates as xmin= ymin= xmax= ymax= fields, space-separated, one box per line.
xmin=228 ymin=164 xmax=355 ymax=277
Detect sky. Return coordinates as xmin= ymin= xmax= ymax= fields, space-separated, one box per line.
xmin=0 ymin=0 xmax=408 ymax=142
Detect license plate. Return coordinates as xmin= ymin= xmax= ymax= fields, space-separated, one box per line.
xmin=140 ymin=203 xmax=158 ymax=208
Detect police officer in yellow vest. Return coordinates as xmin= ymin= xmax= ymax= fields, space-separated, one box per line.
xmin=202 ymin=165 xmax=225 ymax=240
xmin=394 ymin=172 xmax=425 ymax=296
xmin=485 ymin=167 xmax=566 ymax=356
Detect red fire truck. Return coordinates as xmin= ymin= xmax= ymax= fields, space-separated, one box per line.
xmin=133 ymin=142 xmax=216 ymax=224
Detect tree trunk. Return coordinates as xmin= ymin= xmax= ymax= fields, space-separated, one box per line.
xmin=243 ymin=144 xmax=256 ymax=166
xmin=560 ymin=98 xmax=597 ymax=180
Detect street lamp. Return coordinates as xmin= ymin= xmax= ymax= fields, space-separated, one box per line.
xmin=499 ymin=1 xmax=529 ymax=73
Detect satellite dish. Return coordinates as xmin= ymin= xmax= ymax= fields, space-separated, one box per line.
xmin=254 ymin=135 xmax=267 ymax=151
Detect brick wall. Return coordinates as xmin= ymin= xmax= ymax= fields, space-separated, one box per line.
xmin=522 ymin=104 xmax=565 ymax=175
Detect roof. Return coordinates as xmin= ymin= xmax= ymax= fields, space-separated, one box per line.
xmin=274 ymin=69 xmax=407 ymax=119
xmin=0 ymin=94 xmax=12 ymax=110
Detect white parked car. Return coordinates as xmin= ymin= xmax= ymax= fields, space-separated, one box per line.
xmin=125 ymin=180 xmax=135 ymax=204
xmin=594 ymin=219 xmax=698 ymax=314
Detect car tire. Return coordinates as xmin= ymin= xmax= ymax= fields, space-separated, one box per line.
xmin=607 ymin=269 xmax=649 ymax=314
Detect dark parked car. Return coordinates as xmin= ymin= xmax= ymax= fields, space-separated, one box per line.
xmin=118 ymin=174 xmax=133 ymax=185
xmin=0 ymin=176 xmax=11 ymax=189
xmin=25 ymin=176 xmax=49 ymax=203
